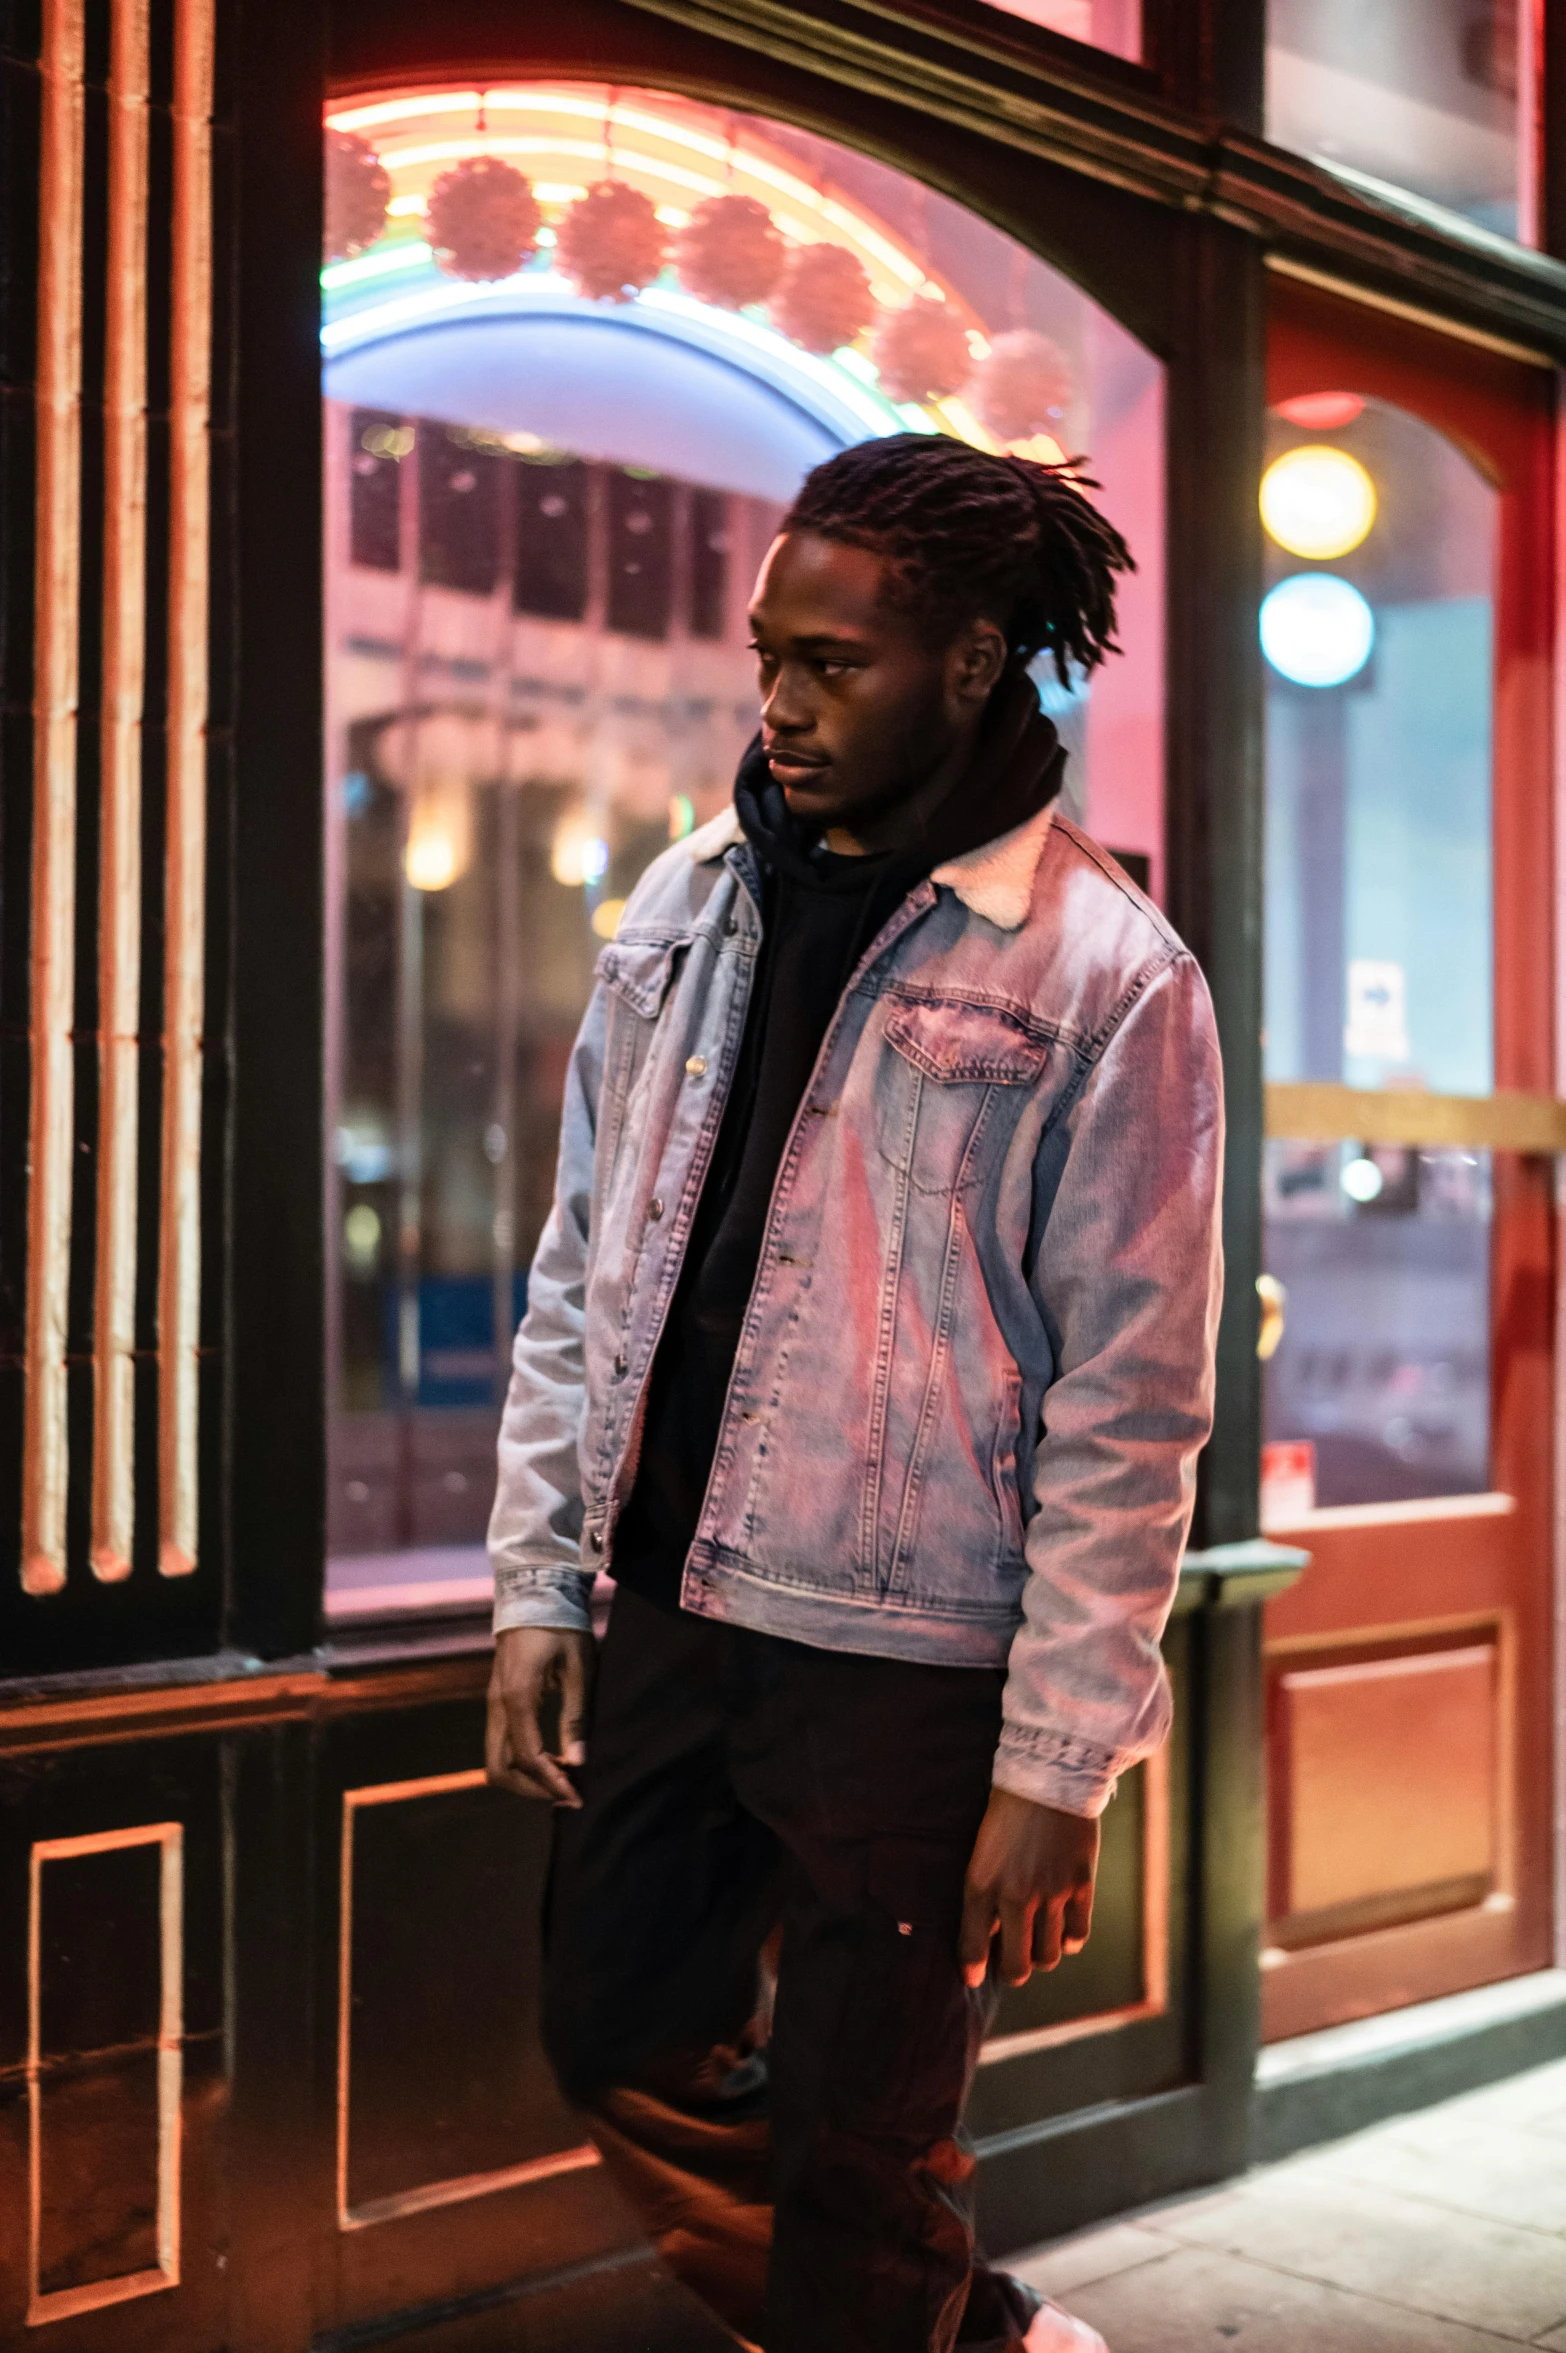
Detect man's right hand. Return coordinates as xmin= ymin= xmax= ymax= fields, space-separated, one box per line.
xmin=485 ymin=1625 xmax=596 ymax=1807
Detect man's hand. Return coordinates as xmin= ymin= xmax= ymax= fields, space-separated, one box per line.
xmin=959 ymin=1788 xmax=1100 ymax=1987
xmin=485 ymin=1626 xmax=596 ymax=1808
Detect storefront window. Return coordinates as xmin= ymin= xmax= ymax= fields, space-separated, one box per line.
xmin=1266 ymin=0 xmax=1535 ymax=242
xmin=322 ymin=83 xmax=1165 ymax=1614
xmin=985 ymin=0 xmax=1140 ymax=61
xmin=1261 ymin=393 xmax=1496 ymax=1515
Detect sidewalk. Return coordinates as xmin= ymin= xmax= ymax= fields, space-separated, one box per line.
xmin=1014 ymin=2055 xmax=1566 ymax=2350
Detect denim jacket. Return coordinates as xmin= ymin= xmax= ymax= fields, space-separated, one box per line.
xmin=490 ymin=799 xmax=1224 ymax=1817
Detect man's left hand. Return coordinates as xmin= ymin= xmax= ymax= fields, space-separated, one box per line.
xmin=959 ymin=1788 xmax=1100 ymax=1988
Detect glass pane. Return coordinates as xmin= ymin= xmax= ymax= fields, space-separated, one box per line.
xmin=1266 ymin=0 xmax=1532 ymax=243
xmin=983 ymin=0 xmax=1139 ymax=62
xmin=1262 ymin=1143 xmax=1491 ymax=1517
xmin=1262 ymin=396 xmax=1494 ymax=1096
xmin=323 ymin=81 xmax=1165 ymax=1611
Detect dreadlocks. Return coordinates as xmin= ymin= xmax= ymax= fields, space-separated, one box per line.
xmin=781 ymin=433 xmax=1134 ymax=688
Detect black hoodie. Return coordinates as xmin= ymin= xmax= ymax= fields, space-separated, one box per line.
xmin=610 ymin=672 xmax=1066 ymax=1611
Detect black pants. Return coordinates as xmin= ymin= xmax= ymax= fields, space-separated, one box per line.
xmin=541 ymin=1587 xmax=1041 ymax=2353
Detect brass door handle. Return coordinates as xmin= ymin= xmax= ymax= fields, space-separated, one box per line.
xmin=1256 ymin=1273 xmax=1287 ymax=1362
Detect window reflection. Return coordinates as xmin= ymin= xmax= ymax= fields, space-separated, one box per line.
xmin=1262 ymin=1144 xmax=1491 ymax=1517
xmin=1260 ymin=388 xmax=1498 ymax=1518
xmin=1262 ymin=396 xmax=1494 ymax=1097
xmin=1266 ymin=0 xmax=1532 ymax=242
xmin=322 ymin=82 xmax=1165 ymax=1612
xmin=982 ymin=0 xmax=1139 ymax=61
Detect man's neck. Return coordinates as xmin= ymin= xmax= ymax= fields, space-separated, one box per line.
xmin=822 ymin=717 xmax=986 ymax=858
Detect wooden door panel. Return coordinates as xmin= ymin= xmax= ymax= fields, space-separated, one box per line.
xmin=1272 ymin=1640 xmax=1499 ymax=1933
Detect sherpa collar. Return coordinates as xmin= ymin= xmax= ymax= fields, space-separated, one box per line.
xmin=685 ymin=798 xmax=1054 ymax=933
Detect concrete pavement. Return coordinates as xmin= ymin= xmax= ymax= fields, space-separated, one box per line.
xmin=1015 ymin=2055 xmax=1566 ymax=2351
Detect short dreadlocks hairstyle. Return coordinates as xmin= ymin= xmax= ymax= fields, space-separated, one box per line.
xmin=782 ymin=433 xmax=1134 ymax=687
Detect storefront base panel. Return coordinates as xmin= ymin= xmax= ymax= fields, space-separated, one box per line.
xmin=0 ymin=1570 xmax=1277 ymax=2349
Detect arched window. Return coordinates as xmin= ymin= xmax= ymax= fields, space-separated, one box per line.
xmin=320 ymin=82 xmax=1167 ymax=1612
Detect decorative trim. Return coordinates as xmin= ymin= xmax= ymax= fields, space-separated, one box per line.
xmin=92 ymin=0 xmax=152 ymax=1584
xmin=336 ymin=1772 xmax=599 ymax=2231
xmin=1266 ymin=1080 xmax=1566 ymax=1154
xmin=980 ymin=1742 xmax=1170 ymax=2065
xmin=21 ymin=0 xmax=86 ymax=1598
xmin=27 ymin=1823 xmax=183 ymax=2325
xmin=1265 ymin=1491 xmax=1517 ymax=1540
xmin=0 ymin=1651 xmax=492 ymax=1755
xmin=341 ymin=2145 xmax=602 ymax=2233
xmin=158 ymin=0 xmax=215 ymax=1578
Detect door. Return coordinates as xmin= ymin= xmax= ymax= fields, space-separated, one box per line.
xmin=1257 ymin=275 xmax=1557 ymax=2039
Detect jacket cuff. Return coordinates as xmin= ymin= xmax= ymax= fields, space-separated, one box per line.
xmin=492 ymin=1562 xmax=594 ymax=1638
xmin=992 ymin=1722 xmax=1124 ymax=1819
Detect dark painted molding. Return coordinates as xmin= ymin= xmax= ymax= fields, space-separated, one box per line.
xmin=1255 ymin=1976 xmax=1566 ymax=2163
xmin=1162 ymin=210 xmax=1266 ymax=1555
xmin=975 ymin=2081 xmax=1218 ymax=2252
xmin=606 ymin=0 xmax=1566 ymax=357
xmin=225 ymin=0 xmax=329 ymax=1660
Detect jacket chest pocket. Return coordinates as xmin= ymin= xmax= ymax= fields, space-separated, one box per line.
xmin=874 ymin=999 xmax=1049 ymax=1197
xmin=596 ymin=933 xmax=689 ymax=1170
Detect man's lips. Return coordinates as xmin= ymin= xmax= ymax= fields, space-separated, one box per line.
xmin=765 ymin=748 xmax=830 ymax=780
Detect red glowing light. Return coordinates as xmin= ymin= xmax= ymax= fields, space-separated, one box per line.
xmin=1274 ymin=391 xmax=1365 ymax=431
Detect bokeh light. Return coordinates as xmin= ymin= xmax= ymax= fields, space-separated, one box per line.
xmin=1260 ymin=574 xmax=1375 ymax=689
xmin=1261 ymin=445 xmax=1377 ymax=560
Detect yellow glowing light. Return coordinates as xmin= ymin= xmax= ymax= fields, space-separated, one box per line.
xmin=405 ymin=781 xmax=472 ymax=891
xmin=551 ymin=811 xmax=610 ymax=888
xmin=343 ymin=1203 xmax=382 ymax=1269
xmin=668 ymin=794 xmax=695 ymax=841
xmin=591 ymin=896 xmax=627 ymax=940
xmin=1260 ymin=446 xmax=1377 ymax=561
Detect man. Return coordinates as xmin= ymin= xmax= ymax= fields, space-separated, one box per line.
xmin=486 ymin=434 xmax=1223 ymax=2353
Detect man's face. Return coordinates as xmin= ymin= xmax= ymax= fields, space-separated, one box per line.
xmin=747 ymin=530 xmax=1004 ymax=848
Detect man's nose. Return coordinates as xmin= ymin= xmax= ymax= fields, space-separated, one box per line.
xmin=762 ymin=664 xmax=812 ymax=733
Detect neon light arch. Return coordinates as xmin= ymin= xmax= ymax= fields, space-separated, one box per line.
xmin=321 ymin=80 xmax=1022 ymax=461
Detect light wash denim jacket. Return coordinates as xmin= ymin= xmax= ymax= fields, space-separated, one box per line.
xmin=490 ymin=798 xmax=1224 ymax=1816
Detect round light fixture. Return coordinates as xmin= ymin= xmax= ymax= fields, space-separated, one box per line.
xmin=1260 ymin=445 xmax=1377 ymax=560
xmin=1341 ymin=1156 xmax=1384 ymax=1204
xmin=1260 ymin=574 xmax=1375 ymax=689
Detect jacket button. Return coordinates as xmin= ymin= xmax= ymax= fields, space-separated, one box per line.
xmin=613 ymin=1351 xmax=628 ymax=1376
xmin=685 ymin=1055 xmax=707 ymax=1078
xmin=648 ymin=1197 xmax=664 ymax=1221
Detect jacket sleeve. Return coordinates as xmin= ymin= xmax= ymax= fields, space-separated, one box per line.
xmin=995 ymin=951 xmax=1224 ymax=1817
xmin=487 ymin=983 xmax=608 ymax=1638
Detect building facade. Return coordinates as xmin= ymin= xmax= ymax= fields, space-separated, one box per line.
xmin=2 ymin=0 xmax=1564 ymax=2343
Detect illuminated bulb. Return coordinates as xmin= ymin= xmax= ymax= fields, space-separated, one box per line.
xmin=1260 ymin=574 xmax=1374 ymax=689
xmin=1341 ymin=1156 xmax=1384 ymax=1204
xmin=1261 ymin=446 xmax=1377 ymax=560
xmin=592 ymin=896 xmax=627 ymax=940
xmin=343 ymin=1203 xmax=382 ymax=1269
xmin=668 ymin=793 xmax=695 ymax=841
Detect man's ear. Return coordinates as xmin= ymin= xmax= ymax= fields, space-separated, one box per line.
xmin=948 ymin=617 xmax=1009 ymax=709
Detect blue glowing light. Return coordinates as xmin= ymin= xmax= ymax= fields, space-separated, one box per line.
xmin=1260 ymin=573 xmax=1375 ymax=689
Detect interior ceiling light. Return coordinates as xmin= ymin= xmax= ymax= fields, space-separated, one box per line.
xmin=1261 ymin=445 xmax=1377 ymax=560
xmin=1260 ymin=574 xmax=1375 ymax=689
